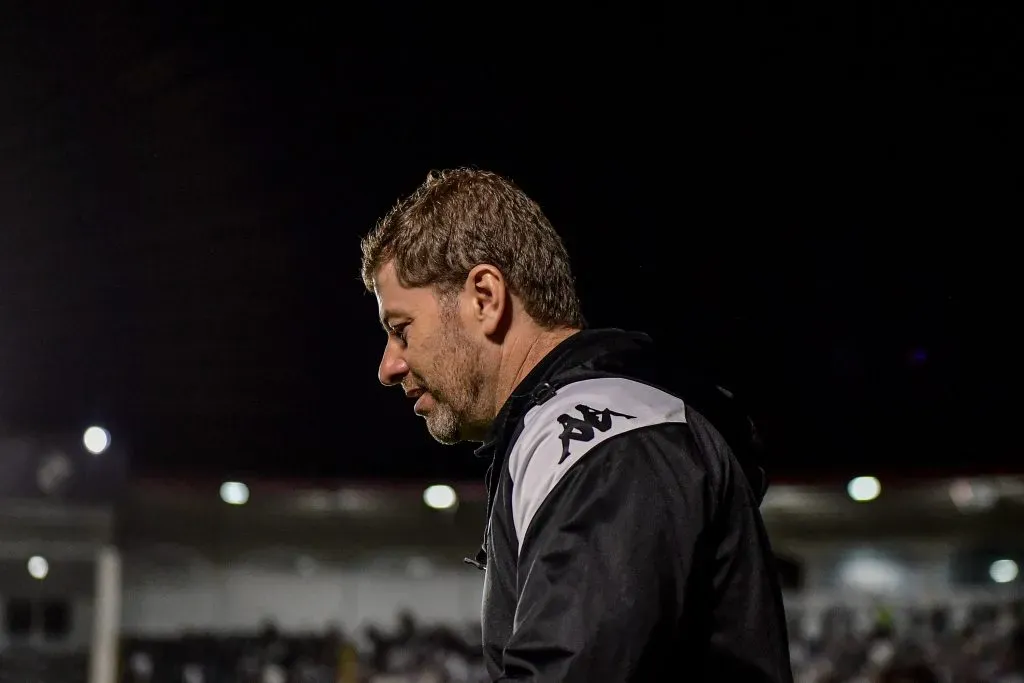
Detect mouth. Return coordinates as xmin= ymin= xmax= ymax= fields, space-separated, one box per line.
xmin=412 ymin=391 xmax=432 ymax=416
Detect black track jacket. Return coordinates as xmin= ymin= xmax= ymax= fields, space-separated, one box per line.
xmin=466 ymin=329 xmax=793 ymax=682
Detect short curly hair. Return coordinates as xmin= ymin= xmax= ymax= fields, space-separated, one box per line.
xmin=361 ymin=168 xmax=584 ymax=329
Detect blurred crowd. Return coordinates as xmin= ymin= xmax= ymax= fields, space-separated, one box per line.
xmin=787 ymin=600 xmax=1023 ymax=683
xmin=3 ymin=600 xmax=1019 ymax=683
xmin=118 ymin=613 xmax=490 ymax=683
xmin=111 ymin=601 xmax=1024 ymax=683
xmin=120 ymin=624 xmax=343 ymax=683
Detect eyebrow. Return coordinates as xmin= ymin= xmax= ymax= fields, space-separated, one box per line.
xmin=379 ymin=309 xmax=407 ymax=333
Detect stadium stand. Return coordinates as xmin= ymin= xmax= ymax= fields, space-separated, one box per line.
xmin=113 ymin=599 xmax=1023 ymax=683
xmin=3 ymin=469 xmax=1022 ymax=682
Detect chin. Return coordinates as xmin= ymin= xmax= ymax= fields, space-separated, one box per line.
xmin=425 ymin=417 xmax=462 ymax=446
xmin=423 ymin=401 xmax=484 ymax=445
xmin=426 ymin=426 xmax=462 ymax=446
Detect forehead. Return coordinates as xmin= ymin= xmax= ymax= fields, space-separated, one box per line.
xmin=373 ymin=262 xmax=436 ymax=319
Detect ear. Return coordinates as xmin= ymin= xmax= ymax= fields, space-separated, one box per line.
xmin=463 ymin=264 xmax=507 ymax=336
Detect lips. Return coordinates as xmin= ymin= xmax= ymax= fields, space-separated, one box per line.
xmin=413 ymin=392 xmax=431 ymax=415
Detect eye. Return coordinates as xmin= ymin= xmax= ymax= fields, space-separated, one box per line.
xmin=392 ymin=322 xmax=410 ymax=345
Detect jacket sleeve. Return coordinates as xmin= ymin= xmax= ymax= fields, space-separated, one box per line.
xmin=495 ymin=425 xmax=709 ymax=682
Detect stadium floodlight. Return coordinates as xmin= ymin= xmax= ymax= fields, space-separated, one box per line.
xmin=847 ymin=476 xmax=881 ymax=502
xmin=83 ymin=426 xmax=111 ymax=455
xmin=219 ymin=481 xmax=250 ymax=505
xmin=989 ymin=559 xmax=1019 ymax=584
xmin=423 ymin=484 xmax=458 ymax=510
xmin=28 ymin=555 xmax=49 ymax=580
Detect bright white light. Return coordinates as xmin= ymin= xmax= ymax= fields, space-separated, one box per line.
xmin=423 ymin=484 xmax=457 ymax=510
xmin=219 ymin=481 xmax=249 ymax=505
xmin=847 ymin=476 xmax=881 ymax=502
xmin=840 ymin=555 xmax=903 ymax=593
xmin=83 ymin=426 xmax=111 ymax=455
xmin=990 ymin=559 xmax=1019 ymax=584
xmin=27 ymin=556 xmax=49 ymax=580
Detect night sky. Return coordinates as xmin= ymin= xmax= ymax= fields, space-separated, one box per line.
xmin=0 ymin=2 xmax=1019 ymax=484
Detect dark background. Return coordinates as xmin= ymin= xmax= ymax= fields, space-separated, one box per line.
xmin=0 ymin=2 xmax=1019 ymax=483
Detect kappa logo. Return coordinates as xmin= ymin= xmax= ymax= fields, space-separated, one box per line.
xmin=556 ymin=404 xmax=636 ymax=463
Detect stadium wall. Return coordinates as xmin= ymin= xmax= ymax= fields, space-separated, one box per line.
xmin=120 ymin=557 xmax=486 ymax=635
xmin=0 ymin=555 xmax=95 ymax=651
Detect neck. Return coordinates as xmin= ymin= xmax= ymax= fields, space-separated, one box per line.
xmin=491 ymin=325 xmax=580 ymax=418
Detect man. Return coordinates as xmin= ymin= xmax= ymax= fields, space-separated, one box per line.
xmin=361 ymin=168 xmax=793 ymax=682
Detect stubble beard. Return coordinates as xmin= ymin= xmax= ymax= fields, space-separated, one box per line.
xmin=424 ymin=321 xmax=485 ymax=445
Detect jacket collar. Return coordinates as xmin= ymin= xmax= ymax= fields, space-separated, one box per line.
xmin=473 ymin=328 xmax=653 ymax=462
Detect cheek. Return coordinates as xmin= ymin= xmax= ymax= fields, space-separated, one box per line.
xmin=404 ymin=345 xmax=434 ymax=383
xmin=423 ymin=347 xmax=459 ymax=390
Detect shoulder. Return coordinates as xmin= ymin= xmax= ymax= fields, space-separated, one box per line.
xmin=507 ymin=377 xmax=688 ymax=546
xmin=511 ymin=377 xmax=688 ymax=475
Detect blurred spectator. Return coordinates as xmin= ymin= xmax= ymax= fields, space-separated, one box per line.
xmin=105 ymin=596 xmax=1024 ymax=683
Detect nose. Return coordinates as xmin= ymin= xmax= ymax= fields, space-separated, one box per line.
xmin=378 ymin=341 xmax=409 ymax=387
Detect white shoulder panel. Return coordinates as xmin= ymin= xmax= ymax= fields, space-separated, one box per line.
xmin=507 ymin=377 xmax=687 ymax=552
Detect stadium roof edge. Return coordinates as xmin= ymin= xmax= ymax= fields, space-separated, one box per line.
xmin=132 ymin=475 xmax=488 ymax=498
xmin=130 ymin=464 xmax=1024 ymax=494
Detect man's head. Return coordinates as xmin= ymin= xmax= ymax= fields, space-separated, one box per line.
xmin=362 ymin=168 xmax=584 ymax=444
